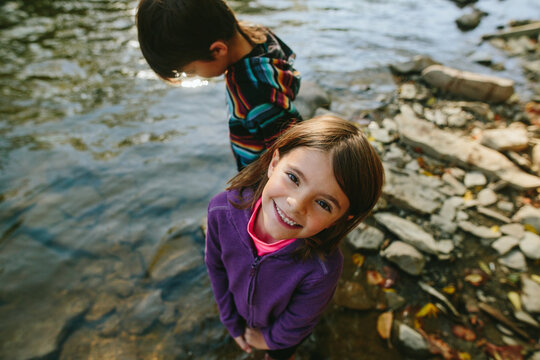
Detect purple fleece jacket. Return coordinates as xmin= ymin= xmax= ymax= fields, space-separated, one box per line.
xmin=205 ymin=189 xmax=343 ymax=349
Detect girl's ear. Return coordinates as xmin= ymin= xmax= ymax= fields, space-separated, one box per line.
xmin=268 ymin=149 xmax=280 ymax=178
xmin=209 ymin=41 xmax=228 ymax=59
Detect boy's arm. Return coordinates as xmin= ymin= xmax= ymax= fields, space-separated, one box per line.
xmin=204 ymin=209 xmax=245 ymax=339
xmin=259 ymin=272 xmax=341 ymax=349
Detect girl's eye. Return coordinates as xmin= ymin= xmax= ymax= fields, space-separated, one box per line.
xmin=287 ymin=172 xmax=299 ymax=185
xmin=316 ymin=199 xmax=332 ymax=212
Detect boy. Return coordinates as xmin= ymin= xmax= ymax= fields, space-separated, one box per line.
xmin=136 ymin=0 xmax=302 ymax=170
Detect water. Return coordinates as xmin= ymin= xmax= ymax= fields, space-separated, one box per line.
xmin=0 ymin=0 xmax=539 ymax=359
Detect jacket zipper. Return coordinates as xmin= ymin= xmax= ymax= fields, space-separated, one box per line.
xmin=247 ymin=255 xmax=262 ymax=326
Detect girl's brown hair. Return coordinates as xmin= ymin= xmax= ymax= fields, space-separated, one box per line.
xmin=228 ymin=115 xmax=385 ymax=259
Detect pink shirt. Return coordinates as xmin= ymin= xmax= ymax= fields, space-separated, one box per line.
xmin=247 ymin=198 xmax=296 ymax=256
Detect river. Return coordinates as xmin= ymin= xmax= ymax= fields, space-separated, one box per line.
xmin=0 ymin=0 xmax=538 ymax=359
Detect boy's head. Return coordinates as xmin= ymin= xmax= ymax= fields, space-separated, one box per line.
xmin=136 ymin=0 xmax=239 ymax=82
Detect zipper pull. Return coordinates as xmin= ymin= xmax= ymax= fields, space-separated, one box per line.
xmin=250 ymin=256 xmax=261 ymax=276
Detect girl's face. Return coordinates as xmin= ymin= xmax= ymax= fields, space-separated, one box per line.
xmin=255 ymin=147 xmax=351 ymax=243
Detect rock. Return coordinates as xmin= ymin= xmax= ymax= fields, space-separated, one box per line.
xmin=422 ymin=64 xmax=514 ymax=103
xmin=294 ymin=80 xmax=331 ymax=119
xmin=477 ymin=188 xmax=498 ymax=206
xmin=480 ymin=128 xmax=529 ymax=152
xmin=491 ymin=236 xmax=519 ymax=255
xmin=374 ymin=212 xmax=438 ymax=254
xmin=385 ymin=291 xmax=406 ymax=310
xmin=439 ymin=197 xmax=464 ymax=220
xmin=497 ymin=201 xmax=515 ymax=213
xmin=124 ymin=290 xmax=165 ymax=335
xmin=519 ymin=231 xmax=540 ymax=260
xmin=512 ymin=205 xmax=540 ymax=233
xmin=476 ymin=206 xmax=511 ymax=223
xmin=498 ymin=250 xmax=527 ymax=271
xmin=431 ymin=214 xmax=458 ymax=233
xmin=500 ymin=223 xmax=525 ymax=238
xmin=441 ymin=173 xmax=467 ymax=196
xmin=456 ymin=9 xmax=484 ymax=31
xmin=347 ymin=224 xmax=385 ymax=251
xmin=531 ymin=351 xmax=540 ymax=360
xmin=532 ymin=144 xmax=540 ymax=175
xmin=334 ymin=280 xmax=376 ymax=310
xmin=382 ymin=164 xmax=443 ymax=215
xmin=381 ymin=241 xmax=426 ymax=276
xmin=482 ymin=22 xmax=540 ymax=40
xmin=437 ymin=239 xmax=455 ymax=254
xmin=524 ymin=60 xmax=540 ymax=81
xmin=389 ymin=55 xmax=439 ymax=75
xmin=458 ymin=220 xmax=501 ymax=239
xmin=464 ymin=171 xmax=487 ymax=188
xmin=395 ymin=105 xmax=540 ymax=190
xmin=521 ymin=275 xmax=540 ymax=313
xmin=397 ymin=323 xmax=430 ymax=354
xmin=514 ymin=310 xmax=540 ymax=328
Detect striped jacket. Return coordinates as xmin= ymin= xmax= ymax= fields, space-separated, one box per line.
xmin=225 ymin=29 xmax=302 ymax=170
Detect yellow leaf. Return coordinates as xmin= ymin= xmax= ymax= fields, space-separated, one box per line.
xmin=416 ymin=303 xmax=439 ymax=318
xmin=478 ymin=261 xmax=492 ymax=276
xmin=463 ymin=191 xmax=473 ymax=201
xmin=426 ymin=97 xmax=436 ymax=106
xmin=368 ymin=136 xmax=376 ymax=142
xmin=376 ymin=311 xmax=393 ymax=340
xmin=414 ymin=317 xmax=422 ymax=329
xmin=458 ymin=352 xmax=471 ymax=360
xmin=531 ymin=274 xmax=540 ymax=284
xmin=352 ymin=253 xmax=365 ymax=267
xmin=442 ymin=285 xmax=455 ymax=294
xmin=491 ymin=225 xmax=499 ymax=233
xmin=508 ymin=291 xmax=522 ymax=311
xmin=383 ymin=288 xmax=396 ymax=293
xmin=421 ymin=170 xmax=434 ymax=177
xmin=524 ymin=224 xmax=539 ymax=235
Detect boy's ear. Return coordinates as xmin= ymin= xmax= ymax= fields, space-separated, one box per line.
xmin=268 ymin=149 xmax=280 ymax=178
xmin=209 ymin=41 xmax=228 ymax=59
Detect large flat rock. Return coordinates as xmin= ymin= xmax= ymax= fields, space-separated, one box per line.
xmin=395 ymin=105 xmax=540 ymax=191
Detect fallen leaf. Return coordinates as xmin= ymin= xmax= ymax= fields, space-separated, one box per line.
xmin=531 ymin=274 xmax=540 ymax=284
xmin=376 ymin=311 xmax=393 ymax=340
xmin=465 ymin=273 xmax=485 ymax=286
xmin=463 ymin=191 xmax=473 ymax=201
xmin=484 ymin=342 xmax=523 ymax=360
xmin=382 ymin=266 xmax=399 ymax=288
xmin=417 ymin=328 xmax=457 ymax=360
xmin=352 ymin=253 xmax=365 ymax=267
xmin=442 ymin=285 xmax=456 ymax=294
xmin=524 ymin=224 xmax=538 ymax=235
xmin=452 ymin=325 xmax=476 ymax=341
xmin=416 ymin=302 xmax=440 ymax=319
xmin=478 ymin=261 xmax=492 ymax=276
xmin=458 ymin=352 xmax=471 ymax=360
xmin=366 ymin=270 xmax=384 ymax=286
xmin=491 ymin=225 xmax=500 ymax=233
xmin=507 ymin=291 xmax=521 ymax=311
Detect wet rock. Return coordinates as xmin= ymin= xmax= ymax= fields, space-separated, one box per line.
xmin=514 ymin=310 xmax=540 ymax=328
xmin=382 ymin=165 xmax=442 ymax=214
xmin=464 ymin=171 xmax=487 ymax=188
xmin=524 ymin=60 xmax=540 ymax=81
xmin=369 ymin=122 xmax=398 ymax=144
xmin=506 ymin=36 xmax=537 ymax=56
xmin=347 ymin=224 xmax=385 ymax=251
xmin=422 ymin=65 xmax=514 ymax=103
xmin=439 ymin=197 xmax=464 ymax=220
xmin=148 ymin=243 xmax=203 ymax=283
xmin=374 ymin=212 xmax=438 ymax=254
xmin=294 ymin=80 xmax=331 ymax=119
xmin=437 ymin=239 xmax=455 ymax=255
xmin=397 ymin=323 xmax=430 ymax=355
xmin=431 ymin=214 xmax=458 ymax=233
xmin=385 ymin=291 xmax=406 ymax=310
xmin=532 ymin=144 xmax=540 ymax=174
xmin=498 ymin=250 xmax=527 ymax=271
xmin=334 ymin=280 xmax=375 ymax=310
xmin=480 ymin=128 xmax=529 ymax=152
xmin=497 ymin=201 xmax=515 ymax=213
xmin=531 ymin=351 xmax=540 ymax=360
xmin=470 ymin=51 xmax=493 ymax=66
xmin=389 ymin=55 xmax=439 ymax=75
xmin=123 ymin=290 xmax=165 ymax=335
xmin=458 ymin=220 xmax=501 ymax=239
xmin=456 ymin=9 xmax=485 ymax=31
xmin=491 ymin=236 xmax=519 ymax=255
xmin=86 ymin=293 xmax=118 ymax=322
xmin=519 ymin=231 xmax=540 ymax=260
xmin=381 ymin=241 xmax=426 ymax=276
xmin=521 ymin=275 xmax=540 ymax=313
xmin=18 ymin=59 xmax=87 ymax=80
xmin=398 ymin=83 xmax=430 ymax=101
xmin=482 ymin=22 xmax=540 ymax=40
xmin=500 ymin=223 xmax=525 ymax=238
xmin=512 ymin=204 xmax=540 ymax=233
xmin=395 ymin=105 xmax=540 ymax=190
xmin=477 ymin=188 xmax=498 ymax=206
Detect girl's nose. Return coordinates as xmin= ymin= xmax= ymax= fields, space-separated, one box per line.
xmin=287 ymin=195 xmax=306 ymax=215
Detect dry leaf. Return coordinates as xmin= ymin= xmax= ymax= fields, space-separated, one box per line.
xmin=376 ymin=311 xmax=393 ymax=340
xmin=416 ymin=303 xmax=440 ymax=319
xmin=484 ymin=343 xmax=523 ymax=360
xmin=458 ymin=352 xmax=471 ymax=360
xmin=531 ymin=274 xmax=540 ymax=284
xmin=366 ymin=270 xmax=384 ymax=286
xmin=465 ymin=273 xmax=485 ymax=286
xmin=507 ymin=291 xmax=521 ymax=311
xmin=452 ymin=325 xmax=476 ymax=341
xmin=352 ymin=253 xmax=365 ymax=267
xmin=442 ymin=284 xmax=456 ymax=294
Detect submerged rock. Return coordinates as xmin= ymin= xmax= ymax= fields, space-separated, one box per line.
xmin=381 ymin=241 xmax=426 ymax=276
xmin=422 ymin=65 xmax=514 ymax=103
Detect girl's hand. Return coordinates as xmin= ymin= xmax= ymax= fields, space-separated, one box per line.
xmin=233 ymin=335 xmax=252 ymax=353
xmin=245 ymin=328 xmax=270 ymax=350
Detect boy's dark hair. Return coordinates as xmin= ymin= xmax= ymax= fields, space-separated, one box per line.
xmin=228 ymin=115 xmax=385 ymax=260
xmin=136 ymin=0 xmax=239 ymax=82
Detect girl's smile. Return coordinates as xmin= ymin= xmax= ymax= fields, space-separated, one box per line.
xmin=254 ymin=147 xmax=350 ymax=244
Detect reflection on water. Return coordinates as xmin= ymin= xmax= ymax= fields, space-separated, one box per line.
xmin=0 ymin=0 xmax=539 ymax=358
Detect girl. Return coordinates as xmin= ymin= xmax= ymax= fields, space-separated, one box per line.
xmin=205 ymin=115 xmax=384 ymax=359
